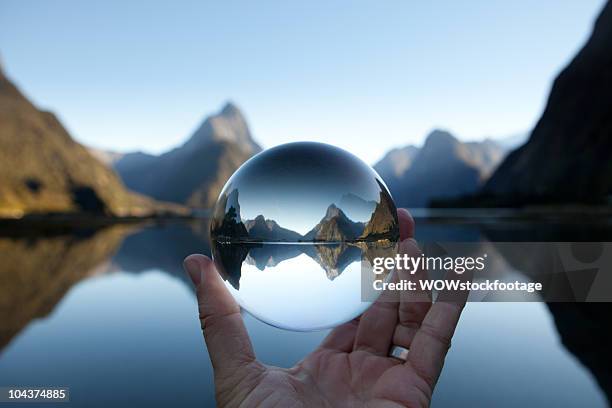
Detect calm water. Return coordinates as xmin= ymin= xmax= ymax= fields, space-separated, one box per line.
xmin=0 ymin=217 xmax=609 ymax=407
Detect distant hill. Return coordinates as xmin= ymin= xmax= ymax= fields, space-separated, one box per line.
xmin=88 ymin=147 xmax=124 ymax=167
xmin=495 ymin=132 xmax=528 ymax=150
xmin=374 ymin=145 xmax=419 ymax=183
xmin=114 ymin=103 xmax=261 ymax=208
xmin=243 ymin=215 xmax=303 ymax=242
xmin=374 ymin=130 xmax=506 ymax=207
xmin=337 ymin=193 xmax=377 ymax=217
xmin=481 ymin=2 xmax=612 ymax=205
xmin=0 ymin=66 xmax=163 ymax=217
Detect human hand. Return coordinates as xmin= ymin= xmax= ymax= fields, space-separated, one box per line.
xmin=184 ymin=209 xmax=466 ymax=407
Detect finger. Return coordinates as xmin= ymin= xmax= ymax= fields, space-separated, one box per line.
xmin=319 ymin=317 xmax=360 ymax=352
xmin=406 ymin=270 xmax=470 ymax=389
xmin=184 ymin=254 xmax=258 ymax=378
xmin=353 ymin=281 xmax=398 ymax=356
xmin=393 ymin=239 xmax=432 ymax=348
xmin=349 ymin=209 xmax=412 ymax=355
xmin=397 ymin=208 xmax=415 ymax=240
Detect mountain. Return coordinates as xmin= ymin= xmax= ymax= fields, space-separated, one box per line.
xmin=374 ymin=145 xmax=419 ymax=184
xmin=303 ymin=204 xmax=365 ymax=241
xmin=113 ymin=151 xmax=156 ymax=173
xmin=88 ymin=147 xmax=124 ymax=167
xmin=360 ymin=182 xmax=400 ymax=240
xmin=302 ymin=244 xmax=362 ymax=280
xmin=461 ymin=138 xmax=506 ymax=179
xmin=243 ymin=215 xmax=303 ymax=242
xmin=374 ymin=130 xmax=506 ymax=207
xmin=182 ymin=102 xmax=260 ymax=154
xmin=482 ymin=2 xmax=612 ymax=205
xmin=209 ymin=188 xmax=248 ymax=242
xmin=0 ymin=66 xmax=161 ymax=217
xmin=114 ymin=102 xmax=262 ymax=208
xmin=337 ymin=193 xmax=377 ymax=216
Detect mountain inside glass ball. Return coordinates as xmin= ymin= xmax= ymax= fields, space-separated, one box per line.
xmin=210 ymin=142 xmax=399 ymax=330
xmin=211 ymin=142 xmax=399 ymax=244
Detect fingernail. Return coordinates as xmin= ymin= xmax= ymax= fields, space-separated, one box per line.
xmin=184 ymin=258 xmax=202 ymax=287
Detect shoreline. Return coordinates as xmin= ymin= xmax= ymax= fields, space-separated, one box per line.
xmin=1 ymin=204 xmax=611 ymax=231
xmin=0 ymin=212 xmax=202 ymax=236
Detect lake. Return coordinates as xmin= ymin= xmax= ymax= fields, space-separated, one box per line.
xmin=0 ymin=214 xmax=609 ymax=407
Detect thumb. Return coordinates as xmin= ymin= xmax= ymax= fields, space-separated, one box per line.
xmin=183 ymin=254 xmax=259 ymax=380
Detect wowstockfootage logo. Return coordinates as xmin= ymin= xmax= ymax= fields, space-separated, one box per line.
xmin=372 ymin=253 xmax=488 ymax=275
xmin=363 ymin=242 xmax=611 ymax=302
xmin=369 ymin=253 xmax=543 ymax=294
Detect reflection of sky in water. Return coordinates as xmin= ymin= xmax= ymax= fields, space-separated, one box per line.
xmin=226 ymin=254 xmax=368 ymax=331
xmin=0 ymin=271 xmax=605 ymax=407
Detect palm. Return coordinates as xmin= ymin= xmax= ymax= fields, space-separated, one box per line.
xmin=296 ymin=347 xmax=432 ymax=407
xmin=231 ymin=352 xmax=408 ymax=407
xmin=185 ymin=210 xmax=466 ymax=408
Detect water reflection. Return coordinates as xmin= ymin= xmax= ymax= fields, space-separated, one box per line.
xmin=0 ymin=217 xmax=610 ymax=406
xmin=0 ymin=225 xmax=134 ymax=350
xmin=113 ymin=220 xmax=211 ymax=284
xmin=212 ymin=241 xmax=389 ymax=288
xmin=211 ymin=241 xmax=395 ymax=330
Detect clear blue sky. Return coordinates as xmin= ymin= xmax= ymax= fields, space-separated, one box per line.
xmin=0 ymin=0 xmax=606 ymax=164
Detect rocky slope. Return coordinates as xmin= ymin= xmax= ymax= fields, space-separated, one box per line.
xmin=359 ymin=182 xmax=399 ymax=240
xmin=375 ymin=130 xmax=506 ymax=207
xmin=303 ymin=204 xmax=365 ymax=241
xmin=0 ymin=67 xmax=159 ymax=217
xmin=115 ymin=103 xmax=261 ymax=208
xmin=482 ymin=2 xmax=612 ymax=205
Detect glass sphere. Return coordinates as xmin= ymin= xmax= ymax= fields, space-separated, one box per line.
xmin=210 ymin=142 xmax=399 ymax=331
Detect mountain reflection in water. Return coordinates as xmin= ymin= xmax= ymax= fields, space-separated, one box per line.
xmin=0 ymin=216 xmax=610 ymax=406
xmin=211 ymin=241 xmax=395 ymax=290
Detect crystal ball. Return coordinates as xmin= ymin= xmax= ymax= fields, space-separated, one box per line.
xmin=210 ymin=142 xmax=399 ymax=331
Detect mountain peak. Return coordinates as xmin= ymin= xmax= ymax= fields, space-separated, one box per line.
xmin=182 ymin=102 xmax=261 ymax=153
xmin=221 ymin=101 xmax=241 ymax=116
xmin=114 ymin=102 xmax=262 ymax=209
xmin=324 ymin=203 xmax=341 ymax=218
xmin=375 ymin=128 xmax=507 ymax=207
xmin=302 ymin=204 xmax=365 ymax=242
xmin=423 ymin=129 xmax=458 ymax=147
